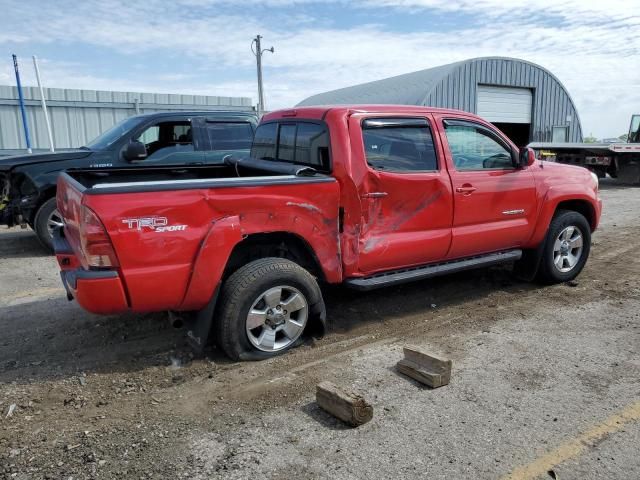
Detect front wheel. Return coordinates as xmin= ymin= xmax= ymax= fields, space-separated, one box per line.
xmin=34 ymin=197 xmax=63 ymax=253
xmin=215 ymin=258 xmax=324 ymax=361
xmin=537 ymin=210 xmax=591 ymax=284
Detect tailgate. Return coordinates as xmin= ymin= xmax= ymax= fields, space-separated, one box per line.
xmin=56 ymin=173 xmax=85 ymax=260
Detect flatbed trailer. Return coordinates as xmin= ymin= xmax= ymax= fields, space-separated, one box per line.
xmin=528 ymin=115 xmax=640 ymax=184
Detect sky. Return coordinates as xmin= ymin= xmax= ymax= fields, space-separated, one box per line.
xmin=1 ymin=0 xmax=638 ymax=138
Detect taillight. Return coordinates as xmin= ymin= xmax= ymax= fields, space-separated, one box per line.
xmin=79 ymin=205 xmax=119 ymax=268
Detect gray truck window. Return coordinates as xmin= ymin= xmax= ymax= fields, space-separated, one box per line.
xmin=135 ymin=121 xmax=195 ymax=162
xmin=206 ymin=122 xmax=253 ymax=150
xmin=445 ymin=124 xmax=513 ymax=170
xmin=363 ymin=124 xmax=438 ymax=172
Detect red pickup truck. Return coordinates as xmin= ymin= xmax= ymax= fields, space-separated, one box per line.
xmin=55 ymin=106 xmax=602 ymax=360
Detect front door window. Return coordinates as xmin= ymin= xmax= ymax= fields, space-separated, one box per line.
xmin=444 ymin=123 xmax=514 ymax=171
xmin=134 ymin=121 xmax=195 ymax=163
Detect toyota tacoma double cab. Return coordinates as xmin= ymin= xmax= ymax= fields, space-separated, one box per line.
xmin=0 ymin=110 xmax=257 ymax=251
xmin=54 ymin=105 xmax=602 ymax=360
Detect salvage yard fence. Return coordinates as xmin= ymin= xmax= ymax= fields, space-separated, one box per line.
xmin=0 ymin=85 xmax=254 ymax=155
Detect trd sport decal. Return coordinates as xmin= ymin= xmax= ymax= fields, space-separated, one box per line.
xmin=121 ymin=217 xmax=187 ymax=232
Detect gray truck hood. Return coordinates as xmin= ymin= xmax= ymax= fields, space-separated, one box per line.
xmin=0 ymin=150 xmax=93 ymax=171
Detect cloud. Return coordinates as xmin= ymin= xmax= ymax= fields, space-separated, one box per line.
xmin=0 ymin=0 xmax=638 ymax=137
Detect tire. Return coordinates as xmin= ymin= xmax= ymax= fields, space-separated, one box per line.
xmin=537 ymin=209 xmax=591 ymax=284
xmin=34 ymin=197 xmax=63 ymax=253
xmin=215 ymin=257 xmax=324 ymax=361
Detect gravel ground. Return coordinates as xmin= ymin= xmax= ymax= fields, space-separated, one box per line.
xmin=1 ymin=179 xmax=639 ymax=480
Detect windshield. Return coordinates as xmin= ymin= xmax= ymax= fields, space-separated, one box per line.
xmin=85 ymin=116 xmax=142 ymax=150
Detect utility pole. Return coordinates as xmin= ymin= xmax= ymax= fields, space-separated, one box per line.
xmin=251 ymin=35 xmax=274 ymax=116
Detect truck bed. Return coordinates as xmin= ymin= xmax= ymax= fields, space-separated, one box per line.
xmin=65 ymin=158 xmax=328 ymax=194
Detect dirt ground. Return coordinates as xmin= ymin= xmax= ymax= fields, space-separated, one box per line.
xmin=1 ymin=180 xmax=639 ymax=480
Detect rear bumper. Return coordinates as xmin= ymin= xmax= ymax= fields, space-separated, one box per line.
xmin=54 ymin=227 xmax=129 ymax=314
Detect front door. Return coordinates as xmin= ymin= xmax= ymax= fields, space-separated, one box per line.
xmin=435 ymin=116 xmax=537 ymax=259
xmin=348 ymin=114 xmax=454 ymax=274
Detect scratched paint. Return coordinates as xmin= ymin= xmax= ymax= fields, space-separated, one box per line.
xmin=387 ymin=190 xmax=443 ymax=231
xmin=285 ymin=201 xmax=323 ymax=215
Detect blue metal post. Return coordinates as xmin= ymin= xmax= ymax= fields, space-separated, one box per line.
xmin=12 ymin=54 xmax=32 ymax=153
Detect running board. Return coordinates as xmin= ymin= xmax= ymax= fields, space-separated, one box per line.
xmin=344 ymin=250 xmax=522 ymax=291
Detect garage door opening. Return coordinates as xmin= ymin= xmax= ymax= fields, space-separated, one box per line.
xmin=477 ymin=85 xmax=533 ymax=147
xmin=492 ymin=122 xmax=531 ymax=147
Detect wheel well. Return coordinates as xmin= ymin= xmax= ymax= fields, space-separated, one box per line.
xmin=29 ymin=187 xmax=56 ymax=225
xmin=555 ymin=200 xmax=596 ymax=230
xmin=223 ymin=232 xmax=324 ymax=282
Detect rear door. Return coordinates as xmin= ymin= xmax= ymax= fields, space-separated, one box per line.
xmin=348 ymin=114 xmax=454 ymax=274
xmin=434 ymin=114 xmax=537 ymax=259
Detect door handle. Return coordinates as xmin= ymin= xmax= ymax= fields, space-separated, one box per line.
xmin=456 ymin=185 xmax=476 ymax=195
xmin=361 ymin=192 xmax=388 ymax=199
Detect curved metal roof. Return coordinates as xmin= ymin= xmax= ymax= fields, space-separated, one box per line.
xmin=296 ymin=57 xmax=583 ymax=143
xmin=297 ymin=60 xmax=465 ymax=106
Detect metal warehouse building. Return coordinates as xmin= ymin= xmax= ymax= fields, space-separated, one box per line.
xmin=0 ymin=85 xmax=253 ymax=155
xmin=298 ymin=56 xmax=582 ymax=146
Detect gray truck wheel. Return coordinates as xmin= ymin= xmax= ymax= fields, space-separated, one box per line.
xmin=215 ymin=257 xmax=324 ymax=361
xmin=34 ymin=197 xmax=62 ymax=253
xmin=537 ymin=210 xmax=591 ymax=284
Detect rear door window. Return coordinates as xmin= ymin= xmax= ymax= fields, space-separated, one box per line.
xmin=362 ymin=118 xmax=438 ymax=172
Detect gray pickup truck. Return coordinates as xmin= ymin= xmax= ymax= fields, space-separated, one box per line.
xmin=0 ymin=110 xmax=257 ymax=250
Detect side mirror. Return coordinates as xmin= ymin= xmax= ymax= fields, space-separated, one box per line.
xmin=124 ymin=140 xmax=147 ymax=161
xmin=519 ymin=147 xmax=536 ymax=168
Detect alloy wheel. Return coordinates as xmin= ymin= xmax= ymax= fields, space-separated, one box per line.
xmin=553 ymin=225 xmax=584 ymax=273
xmin=245 ymin=285 xmax=308 ymax=352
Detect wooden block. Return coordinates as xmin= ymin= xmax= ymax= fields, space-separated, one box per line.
xmin=396 ymin=345 xmax=452 ymax=388
xmin=316 ymin=381 xmax=373 ymax=427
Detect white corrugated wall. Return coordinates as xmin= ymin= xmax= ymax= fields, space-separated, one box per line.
xmin=0 ymin=85 xmax=254 ymax=152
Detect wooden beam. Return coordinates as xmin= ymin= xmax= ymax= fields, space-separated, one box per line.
xmin=316 ymin=381 xmax=373 ymax=427
xmin=396 ymin=345 xmax=452 ymax=388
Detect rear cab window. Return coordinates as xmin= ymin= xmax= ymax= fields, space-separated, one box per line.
xmin=361 ymin=118 xmax=438 ymax=172
xmin=250 ymin=121 xmax=331 ymax=172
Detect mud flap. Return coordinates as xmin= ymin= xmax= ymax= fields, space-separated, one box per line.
xmin=307 ymin=297 xmax=328 ymax=339
xmin=185 ymin=288 xmax=219 ymax=356
xmin=617 ymin=160 xmax=640 ymax=186
xmin=513 ymin=241 xmax=546 ymax=282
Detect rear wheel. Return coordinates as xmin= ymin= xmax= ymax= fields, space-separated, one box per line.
xmin=34 ymin=197 xmax=62 ymax=253
xmin=215 ymin=257 xmax=324 ymax=361
xmin=537 ymin=210 xmax=591 ymax=284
